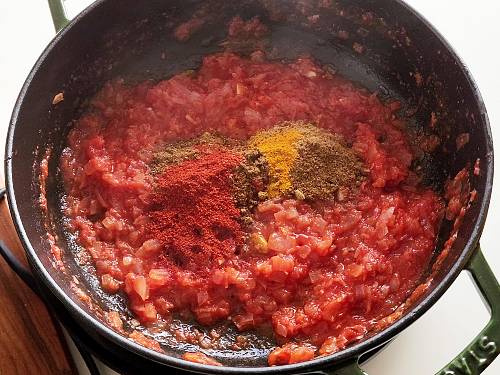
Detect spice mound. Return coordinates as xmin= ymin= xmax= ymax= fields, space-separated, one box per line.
xmin=148 ymin=146 xmax=244 ymax=272
xmin=147 ymin=122 xmax=364 ymax=271
xmin=249 ymin=121 xmax=364 ymax=200
xmin=151 ymin=133 xmax=269 ymax=226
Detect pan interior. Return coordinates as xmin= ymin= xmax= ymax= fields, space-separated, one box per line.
xmin=9 ymin=0 xmax=492 ymax=368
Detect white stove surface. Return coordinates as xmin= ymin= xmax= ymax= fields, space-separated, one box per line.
xmin=1 ymin=1 xmax=499 ymax=374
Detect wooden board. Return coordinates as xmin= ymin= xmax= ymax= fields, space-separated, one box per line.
xmin=0 ymin=188 xmax=76 ymax=374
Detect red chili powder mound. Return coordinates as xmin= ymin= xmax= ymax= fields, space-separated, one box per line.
xmin=147 ymin=148 xmax=244 ymax=272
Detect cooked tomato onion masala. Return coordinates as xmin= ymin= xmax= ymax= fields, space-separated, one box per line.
xmin=60 ymin=51 xmax=444 ymax=365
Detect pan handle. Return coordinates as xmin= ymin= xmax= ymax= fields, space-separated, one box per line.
xmin=47 ymin=0 xmax=70 ymax=32
xmin=315 ymin=246 xmax=500 ymax=375
xmin=436 ymin=246 xmax=500 ymax=374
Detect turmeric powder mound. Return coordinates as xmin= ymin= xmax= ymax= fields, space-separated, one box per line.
xmin=249 ymin=124 xmax=303 ymax=198
xmin=250 ymin=121 xmax=365 ymax=200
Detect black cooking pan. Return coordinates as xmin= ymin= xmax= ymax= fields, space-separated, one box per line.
xmin=2 ymin=0 xmax=499 ymax=374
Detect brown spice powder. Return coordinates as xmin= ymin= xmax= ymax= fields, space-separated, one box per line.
xmin=290 ymin=126 xmax=364 ymax=200
xmin=231 ymin=148 xmax=269 ymax=225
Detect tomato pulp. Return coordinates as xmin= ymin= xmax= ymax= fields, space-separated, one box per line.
xmin=60 ymin=53 xmax=444 ymax=364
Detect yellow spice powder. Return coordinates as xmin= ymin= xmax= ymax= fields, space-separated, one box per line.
xmin=249 ymin=126 xmax=303 ymax=198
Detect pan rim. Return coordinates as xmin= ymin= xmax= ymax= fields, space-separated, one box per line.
xmin=4 ymin=0 xmax=494 ymax=373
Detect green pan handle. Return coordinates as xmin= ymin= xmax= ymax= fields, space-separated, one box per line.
xmin=319 ymin=246 xmax=500 ymax=375
xmin=47 ymin=0 xmax=70 ymax=32
xmin=437 ymin=247 xmax=500 ymax=374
